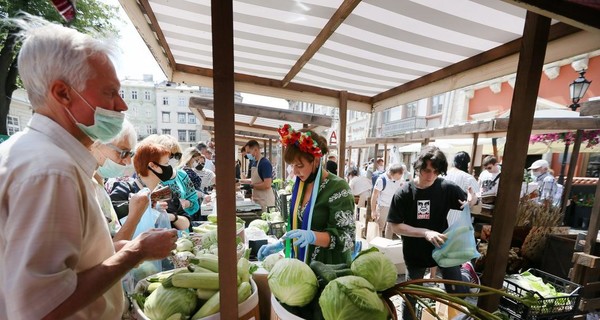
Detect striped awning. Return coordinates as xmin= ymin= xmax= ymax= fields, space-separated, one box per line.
xmin=119 ymin=0 xmax=600 ymax=111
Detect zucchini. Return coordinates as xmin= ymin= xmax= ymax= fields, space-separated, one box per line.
xmin=196 ymin=288 xmax=219 ymax=300
xmin=196 ymin=255 xmax=219 ymax=272
xmin=238 ymin=281 xmax=252 ymax=303
xmin=310 ymin=261 xmax=337 ymax=283
xmin=192 ymin=291 xmax=220 ymax=319
xmin=172 ymin=272 xmax=220 ymax=290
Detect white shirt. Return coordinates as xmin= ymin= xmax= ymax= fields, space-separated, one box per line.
xmin=374 ymin=173 xmax=403 ymax=207
xmin=0 ymin=114 xmax=123 ymax=319
xmin=444 ymin=168 xmax=480 ymax=226
xmin=478 ymin=170 xmax=501 ymax=197
xmin=197 ymin=168 xmax=216 ymax=191
xmin=349 ymin=176 xmax=372 ymax=196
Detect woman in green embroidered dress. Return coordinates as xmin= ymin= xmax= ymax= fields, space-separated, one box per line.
xmin=258 ymin=125 xmax=356 ymax=265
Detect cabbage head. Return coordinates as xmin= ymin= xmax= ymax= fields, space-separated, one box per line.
xmin=268 ymin=258 xmax=318 ymax=307
xmin=319 ymin=276 xmax=388 ymax=320
xmin=143 ymin=285 xmax=197 ymax=320
xmin=249 ymin=219 xmax=269 ymax=233
xmin=351 ymin=248 xmax=397 ymax=291
xmin=262 ymin=253 xmax=283 ymax=272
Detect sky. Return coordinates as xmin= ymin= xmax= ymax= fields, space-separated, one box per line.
xmin=101 ymin=0 xmax=289 ymax=109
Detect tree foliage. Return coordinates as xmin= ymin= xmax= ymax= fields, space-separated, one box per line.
xmin=0 ymin=0 xmax=121 ymax=135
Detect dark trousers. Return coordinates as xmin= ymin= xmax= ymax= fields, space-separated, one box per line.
xmin=401 ymin=265 xmax=469 ymax=319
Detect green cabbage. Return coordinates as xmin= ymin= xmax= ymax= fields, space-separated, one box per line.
xmin=249 ymin=219 xmax=269 ymax=233
xmin=319 ymin=276 xmax=388 ymax=320
xmin=262 ymin=254 xmax=283 ymax=272
xmin=351 ymin=248 xmax=397 ymax=291
xmin=143 ymin=285 xmax=197 ymax=320
xmin=268 ymin=258 xmax=318 ymax=307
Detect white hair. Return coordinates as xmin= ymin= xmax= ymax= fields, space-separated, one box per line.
xmin=13 ymin=14 xmax=116 ymax=110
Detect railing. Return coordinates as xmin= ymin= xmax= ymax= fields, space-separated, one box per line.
xmin=382 ymin=116 xmax=427 ymax=136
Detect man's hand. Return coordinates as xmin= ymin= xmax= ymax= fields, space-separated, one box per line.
xmin=129 ymin=189 xmax=150 ymax=218
xmin=132 ymin=228 xmax=178 ymax=261
xmin=424 ymin=230 xmax=447 ymax=248
xmin=372 ymin=206 xmax=380 ymax=221
xmin=460 ymin=186 xmax=477 ymax=209
xmin=180 ymin=199 xmax=191 ymax=209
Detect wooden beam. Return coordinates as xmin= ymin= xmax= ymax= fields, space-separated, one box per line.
xmin=494 ymin=117 xmax=600 ymax=130
xmin=339 ymin=91 xmax=348 ymax=179
xmin=177 ymin=64 xmax=372 ymax=105
xmin=281 ymin=0 xmax=362 ymax=87
xmin=202 ymin=125 xmax=278 ymax=140
xmin=470 ymin=133 xmax=479 ymax=175
xmin=203 ymin=118 xmax=279 ymax=136
xmin=189 ymin=97 xmax=333 ymax=127
xmin=372 ymin=23 xmax=578 ymax=104
xmin=502 ymin=0 xmax=600 ymax=32
xmin=211 ymin=0 xmax=237 ymax=317
xmin=561 ymin=130 xmax=582 ymax=215
xmin=478 ymin=11 xmax=551 ymax=312
xmin=136 ymin=0 xmax=176 ymax=74
xmin=268 ymin=139 xmax=273 ymax=162
xmin=572 ymin=252 xmax=600 ymax=269
xmin=584 ymin=176 xmax=600 ymax=255
xmin=580 ymin=100 xmax=600 ymax=116
xmin=383 ymin=143 xmax=388 ymax=168
xmin=249 ymin=116 xmax=257 ymax=126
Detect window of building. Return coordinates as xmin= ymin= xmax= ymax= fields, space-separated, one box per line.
xmin=188 ymin=113 xmax=196 ymax=124
xmin=7 ymin=115 xmax=20 ymax=135
xmin=163 ymin=96 xmax=169 ymax=105
xmin=178 ymin=112 xmax=186 ymax=124
xmin=189 ymin=130 xmax=196 ymax=142
xmin=144 ymin=91 xmax=151 ymax=101
xmin=162 ymin=112 xmax=170 ymax=123
xmin=146 ymin=125 xmax=153 ymax=135
xmin=179 ymin=97 xmax=186 ymax=107
xmin=119 ymin=89 xmax=125 ymax=99
xmin=178 ymin=130 xmax=187 ymax=142
xmin=405 ymin=102 xmax=417 ymax=118
xmin=146 ymin=110 xmax=151 ymax=117
xmin=162 ymin=129 xmax=171 ymax=135
xmin=131 ymin=90 xmax=138 ymax=100
xmin=431 ymin=94 xmax=443 ymax=115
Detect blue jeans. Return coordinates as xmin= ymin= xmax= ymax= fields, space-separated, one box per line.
xmin=401 ymin=265 xmax=469 ymax=319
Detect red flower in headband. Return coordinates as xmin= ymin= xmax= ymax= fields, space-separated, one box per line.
xmin=278 ymin=124 xmax=322 ymax=157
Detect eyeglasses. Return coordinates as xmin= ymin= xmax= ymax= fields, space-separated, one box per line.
xmin=485 ymin=166 xmax=493 ymax=171
xmin=106 ymin=144 xmax=135 ymax=159
xmin=170 ymin=152 xmax=182 ymax=160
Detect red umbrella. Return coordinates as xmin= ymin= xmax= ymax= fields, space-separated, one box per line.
xmin=50 ymin=0 xmax=76 ymax=22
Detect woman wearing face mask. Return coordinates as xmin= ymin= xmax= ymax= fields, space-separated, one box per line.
xmin=179 ymin=147 xmax=210 ymax=220
xmin=141 ymin=135 xmax=200 ymax=223
xmin=91 ymin=119 xmax=151 ymax=242
xmin=258 ymin=125 xmax=356 ymax=265
xmin=134 ymin=141 xmax=192 ymax=230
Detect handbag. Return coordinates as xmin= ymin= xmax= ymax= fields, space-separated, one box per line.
xmin=432 ymin=205 xmax=480 ymax=267
xmin=366 ymin=221 xmax=381 ymax=243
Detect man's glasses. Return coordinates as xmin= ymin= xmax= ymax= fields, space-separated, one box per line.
xmin=170 ymin=152 xmax=182 ymax=160
xmin=106 ymin=144 xmax=135 ymax=159
xmin=485 ymin=166 xmax=493 ymax=171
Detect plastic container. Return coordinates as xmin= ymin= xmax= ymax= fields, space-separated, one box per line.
xmin=499 ymin=268 xmax=581 ymax=320
xmin=133 ymin=273 xmax=259 ymax=320
xmin=270 ymin=294 xmax=305 ymax=320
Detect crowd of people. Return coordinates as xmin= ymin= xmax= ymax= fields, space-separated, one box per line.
xmin=0 ymin=16 xmax=568 ymax=319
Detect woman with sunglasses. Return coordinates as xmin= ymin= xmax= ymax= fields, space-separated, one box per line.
xmin=91 ymin=119 xmax=152 ymax=242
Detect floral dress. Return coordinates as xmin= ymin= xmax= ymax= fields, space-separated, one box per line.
xmin=296 ymin=173 xmax=356 ymax=265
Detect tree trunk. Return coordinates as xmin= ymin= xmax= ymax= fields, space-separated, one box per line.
xmin=0 ymin=29 xmax=19 ymax=136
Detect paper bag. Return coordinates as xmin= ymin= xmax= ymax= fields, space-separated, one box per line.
xmin=366 ymin=221 xmax=381 ymax=243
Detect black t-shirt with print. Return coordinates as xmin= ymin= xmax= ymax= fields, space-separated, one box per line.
xmin=387 ymin=178 xmax=466 ymax=268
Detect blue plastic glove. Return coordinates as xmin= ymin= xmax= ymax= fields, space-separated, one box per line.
xmin=257 ymin=241 xmax=284 ymax=261
xmin=284 ymin=229 xmax=316 ymax=248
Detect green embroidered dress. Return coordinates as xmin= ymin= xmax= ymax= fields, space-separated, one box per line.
xmin=296 ymin=173 xmax=356 ymax=265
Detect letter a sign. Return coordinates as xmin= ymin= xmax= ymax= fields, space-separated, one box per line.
xmin=329 ymin=131 xmax=337 ymax=146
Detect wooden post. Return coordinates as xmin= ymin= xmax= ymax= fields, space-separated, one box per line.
xmin=470 ymin=133 xmax=479 ymax=175
xmin=339 ymin=91 xmax=348 ymax=179
xmin=384 ymin=143 xmax=388 ymax=168
xmin=281 ymin=146 xmax=286 ymax=181
xmin=374 ymin=143 xmax=379 ymax=160
xmin=357 ymin=147 xmax=362 ymax=171
xmin=561 ymin=130 xmax=583 ymax=215
xmin=268 ymin=139 xmax=273 ymax=162
xmin=584 ymin=177 xmax=600 ymax=254
xmin=211 ymin=0 xmax=238 ymax=317
xmin=422 ymin=138 xmax=430 ymax=147
xmin=478 ymin=11 xmax=551 ymax=312
xmin=492 ymin=137 xmax=499 ymax=159
xmin=346 ymin=147 xmax=352 ymax=177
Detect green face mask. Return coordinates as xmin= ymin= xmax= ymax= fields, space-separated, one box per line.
xmin=68 ymin=89 xmax=125 ymax=143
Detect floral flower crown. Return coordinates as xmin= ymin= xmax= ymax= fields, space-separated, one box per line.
xmin=278 ymin=124 xmax=323 ymax=157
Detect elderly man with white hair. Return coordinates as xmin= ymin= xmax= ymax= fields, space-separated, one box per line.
xmin=0 ymin=16 xmax=176 ymax=319
xmin=528 ymin=159 xmax=561 ymax=205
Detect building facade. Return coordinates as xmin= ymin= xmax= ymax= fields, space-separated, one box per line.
xmin=119 ymin=74 xmax=158 ymax=140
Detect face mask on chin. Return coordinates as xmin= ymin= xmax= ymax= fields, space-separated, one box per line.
xmin=304 ymin=159 xmax=320 ymax=184
xmin=67 ymin=88 xmax=124 ymax=142
xmin=148 ymin=163 xmax=174 ymax=182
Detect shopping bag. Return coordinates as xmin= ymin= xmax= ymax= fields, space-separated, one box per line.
xmin=366 ymin=221 xmax=381 ymax=243
xmin=432 ymin=206 xmax=480 ymax=267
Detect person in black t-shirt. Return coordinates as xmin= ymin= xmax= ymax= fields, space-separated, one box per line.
xmin=387 ymin=146 xmax=478 ymax=319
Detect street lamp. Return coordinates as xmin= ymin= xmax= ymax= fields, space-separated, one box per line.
xmin=569 ymin=70 xmax=592 ymax=111
xmin=559 ymin=70 xmax=592 ymax=186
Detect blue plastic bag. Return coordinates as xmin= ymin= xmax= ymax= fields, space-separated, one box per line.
xmin=432 ymin=205 xmax=480 ymax=267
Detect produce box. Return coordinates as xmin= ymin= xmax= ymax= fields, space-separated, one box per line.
xmin=499 ymin=268 xmax=581 ymax=320
xmin=369 ymin=237 xmax=406 ymax=274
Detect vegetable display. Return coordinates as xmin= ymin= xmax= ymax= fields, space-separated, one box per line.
xmin=135 ymin=256 xmax=256 ymax=320
xmin=350 ymin=248 xmax=397 ymax=291
xmin=319 ymin=276 xmax=388 ymax=320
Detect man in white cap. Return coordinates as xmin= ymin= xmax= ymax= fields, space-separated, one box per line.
xmin=528 ymin=159 xmax=560 ymax=205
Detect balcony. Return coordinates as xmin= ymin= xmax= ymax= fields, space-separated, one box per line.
xmin=382 ymin=116 xmax=427 ymax=136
